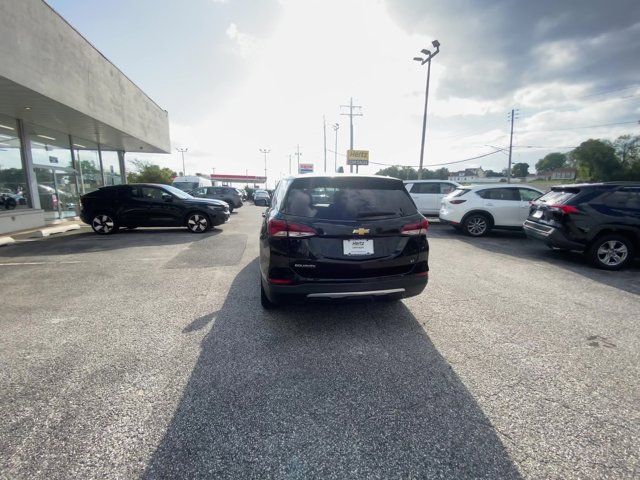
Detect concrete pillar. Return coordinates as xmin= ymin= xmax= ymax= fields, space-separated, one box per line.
xmin=97 ymin=144 xmax=106 ymax=186
xmin=16 ymin=119 xmax=41 ymax=209
xmin=118 ymin=150 xmax=127 ymax=184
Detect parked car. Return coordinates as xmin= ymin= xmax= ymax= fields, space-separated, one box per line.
xmin=237 ymin=188 xmax=247 ymax=201
xmin=190 ymin=186 xmax=243 ymax=213
xmin=404 ymin=180 xmax=460 ymax=215
xmin=80 ymin=183 xmax=229 ymax=234
xmin=259 ymin=174 xmax=429 ymax=308
xmin=524 ymin=182 xmax=640 ymax=270
xmin=254 ymin=189 xmax=271 ymax=206
xmin=0 ymin=189 xmax=26 ymax=209
xmin=440 ymin=184 xmax=544 ymax=236
xmin=171 ymin=175 xmax=212 ymax=192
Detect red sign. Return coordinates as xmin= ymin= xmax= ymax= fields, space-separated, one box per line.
xmin=210 ymin=174 xmax=266 ymax=183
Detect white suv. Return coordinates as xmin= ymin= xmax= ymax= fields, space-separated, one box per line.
xmin=404 ymin=180 xmax=460 ymax=215
xmin=440 ymin=184 xmax=544 ymax=236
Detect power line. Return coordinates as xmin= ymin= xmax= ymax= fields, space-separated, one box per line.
xmin=572 ymin=84 xmax=640 ymax=100
xmin=520 ymin=120 xmax=638 ymax=134
xmin=369 ymin=149 xmax=502 ymax=169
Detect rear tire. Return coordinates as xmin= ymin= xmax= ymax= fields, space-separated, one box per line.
xmin=260 ymin=279 xmax=276 ymax=309
xmin=186 ymin=212 xmax=211 ymax=233
xmin=91 ymin=213 xmax=118 ymax=235
xmin=463 ymin=213 xmax=490 ymax=237
xmin=588 ymin=234 xmax=634 ymax=270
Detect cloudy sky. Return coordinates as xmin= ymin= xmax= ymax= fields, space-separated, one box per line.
xmin=49 ymin=0 xmax=640 ymax=185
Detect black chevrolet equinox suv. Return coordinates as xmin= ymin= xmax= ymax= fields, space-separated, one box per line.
xmin=81 ymin=184 xmax=229 ymax=234
xmin=524 ymin=182 xmax=640 ymax=270
xmin=259 ymin=175 xmax=429 ymax=308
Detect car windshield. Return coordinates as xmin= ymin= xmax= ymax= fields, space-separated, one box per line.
xmin=163 ymin=184 xmax=192 ymax=199
xmin=284 ymin=177 xmax=417 ymax=220
xmin=172 ymin=182 xmax=199 ymax=192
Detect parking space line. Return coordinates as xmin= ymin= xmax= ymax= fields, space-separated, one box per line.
xmin=0 ymin=261 xmax=86 ymax=266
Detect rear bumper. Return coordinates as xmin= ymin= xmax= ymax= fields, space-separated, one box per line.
xmin=263 ymin=274 xmax=428 ymax=304
xmin=523 ymin=220 xmax=584 ymax=250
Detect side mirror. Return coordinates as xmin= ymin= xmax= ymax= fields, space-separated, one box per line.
xmin=162 ymin=193 xmax=173 ymax=202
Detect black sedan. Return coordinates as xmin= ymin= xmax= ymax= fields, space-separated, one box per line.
xmin=80 ymin=184 xmax=230 ymax=234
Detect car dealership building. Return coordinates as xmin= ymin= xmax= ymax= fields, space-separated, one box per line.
xmin=0 ymin=0 xmax=170 ymax=235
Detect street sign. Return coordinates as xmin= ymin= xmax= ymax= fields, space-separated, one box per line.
xmin=346 ymin=150 xmax=369 ymax=165
xmin=299 ymin=163 xmax=314 ymax=174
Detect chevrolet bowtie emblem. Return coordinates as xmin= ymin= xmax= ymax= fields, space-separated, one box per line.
xmin=352 ymin=228 xmax=370 ymax=235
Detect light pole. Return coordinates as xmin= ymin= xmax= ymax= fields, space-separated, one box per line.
xmin=259 ymin=148 xmax=270 ymax=188
xmin=332 ymin=123 xmax=339 ymax=173
xmin=413 ymin=40 xmax=440 ymax=180
xmin=176 ymin=147 xmax=188 ymax=175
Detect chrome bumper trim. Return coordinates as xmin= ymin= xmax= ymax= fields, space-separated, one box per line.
xmin=307 ymin=288 xmax=405 ymax=299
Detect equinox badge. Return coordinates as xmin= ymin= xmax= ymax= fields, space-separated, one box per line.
xmin=352 ymin=228 xmax=370 ymax=235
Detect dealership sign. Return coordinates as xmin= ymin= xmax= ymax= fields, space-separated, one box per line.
xmin=346 ymin=149 xmax=369 ymax=165
xmin=299 ymin=163 xmax=314 ymax=174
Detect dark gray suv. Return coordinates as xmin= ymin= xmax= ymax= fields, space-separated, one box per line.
xmin=190 ymin=186 xmax=244 ymax=213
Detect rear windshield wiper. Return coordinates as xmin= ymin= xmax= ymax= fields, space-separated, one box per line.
xmin=356 ymin=211 xmax=398 ymax=218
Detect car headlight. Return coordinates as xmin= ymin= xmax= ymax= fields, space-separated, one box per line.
xmin=207 ymin=205 xmax=224 ymax=211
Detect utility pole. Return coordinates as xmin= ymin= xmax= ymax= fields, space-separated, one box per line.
xmin=323 ymin=115 xmax=327 ymax=173
xmin=413 ymin=40 xmax=440 ymax=180
xmin=288 ymin=154 xmax=292 ymax=175
xmin=340 ymin=97 xmax=363 ymax=173
xmin=507 ymin=109 xmax=517 ymax=183
xmin=176 ymin=147 xmax=188 ymax=175
xmin=295 ymin=144 xmax=302 ymax=173
xmin=259 ymin=148 xmax=270 ymax=188
xmin=332 ymin=123 xmax=339 ymax=173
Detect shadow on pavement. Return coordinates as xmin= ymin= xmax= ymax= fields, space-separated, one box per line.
xmin=429 ymin=224 xmax=640 ymax=296
xmin=143 ymin=258 xmax=522 ymax=479
xmin=0 ymin=228 xmax=222 ymax=258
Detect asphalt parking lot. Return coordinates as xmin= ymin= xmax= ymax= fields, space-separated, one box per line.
xmin=1 ymin=205 xmax=638 ymax=479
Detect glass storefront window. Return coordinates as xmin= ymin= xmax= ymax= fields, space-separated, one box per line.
xmin=101 ymin=150 xmax=122 ymax=185
xmin=28 ymin=124 xmax=80 ymax=220
xmin=72 ymin=139 xmax=103 ymax=194
xmin=28 ymin=124 xmax=73 ymax=169
xmin=0 ymin=115 xmax=30 ymax=210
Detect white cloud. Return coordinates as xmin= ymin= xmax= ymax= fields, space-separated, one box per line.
xmin=143 ymin=0 xmax=640 ymax=182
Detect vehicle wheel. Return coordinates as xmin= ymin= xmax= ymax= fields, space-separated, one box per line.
xmin=588 ymin=234 xmax=634 ymax=270
xmin=91 ymin=213 xmax=118 ymax=235
xmin=261 ymin=279 xmax=276 ymax=309
xmin=463 ymin=213 xmax=490 ymax=237
xmin=186 ymin=212 xmax=211 ymax=233
xmin=228 ymin=204 xmax=234 ymax=213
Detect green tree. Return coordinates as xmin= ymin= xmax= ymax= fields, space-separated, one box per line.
xmin=535 ymin=152 xmax=567 ymax=173
xmin=571 ymin=139 xmax=622 ymax=181
xmin=511 ymin=163 xmax=529 ymax=177
xmin=127 ymin=160 xmax=176 ymax=184
xmin=613 ymin=135 xmax=640 ymax=165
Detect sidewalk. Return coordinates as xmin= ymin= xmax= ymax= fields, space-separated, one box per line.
xmin=0 ymin=219 xmax=86 ymax=244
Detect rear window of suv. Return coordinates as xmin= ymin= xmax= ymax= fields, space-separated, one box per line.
xmin=284 ymin=177 xmax=418 ymax=220
xmin=536 ymin=189 xmax=578 ymax=205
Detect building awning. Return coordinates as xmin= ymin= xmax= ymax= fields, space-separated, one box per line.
xmin=0 ymin=76 xmax=168 ymax=153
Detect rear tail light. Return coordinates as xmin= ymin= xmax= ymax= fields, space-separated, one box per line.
xmin=268 ymin=219 xmax=317 ymax=238
xmin=549 ymin=204 xmax=579 ymax=214
xmin=449 ymin=199 xmax=467 ymax=204
xmin=401 ymin=218 xmax=429 ymax=236
xmin=268 ymin=278 xmax=294 ymax=285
